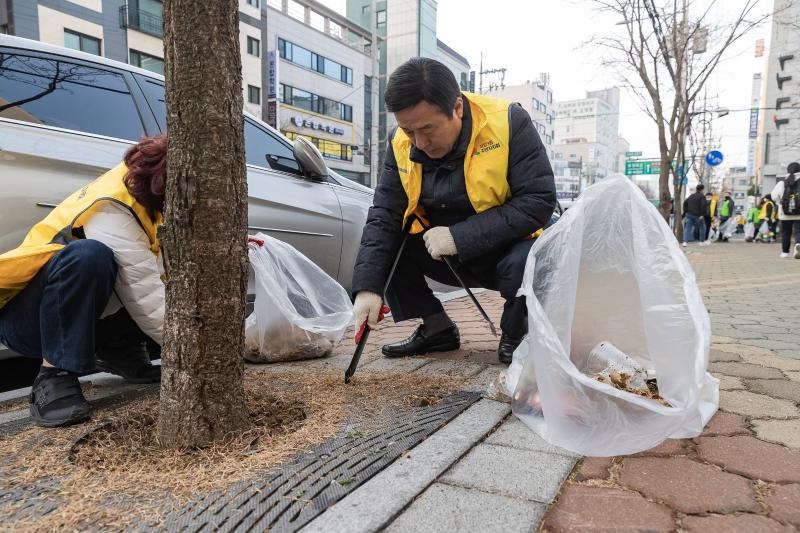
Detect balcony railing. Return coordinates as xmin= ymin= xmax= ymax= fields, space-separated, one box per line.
xmin=119 ymin=5 xmax=163 ymax=38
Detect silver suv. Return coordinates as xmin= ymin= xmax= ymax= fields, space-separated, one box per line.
xmin=0 ymin=35 xmax=373 ymax=292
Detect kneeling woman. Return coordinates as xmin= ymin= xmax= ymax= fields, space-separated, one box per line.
xmin=0 ymin=135 xmax=167 ymax=427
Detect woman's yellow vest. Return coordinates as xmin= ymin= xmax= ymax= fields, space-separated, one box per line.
xmin=0 ymin=162 xmax=161 ymax=309
xmin=392 ymin=92 xmax=542 ymax=237
xmin=760 ymin=199 xmax=777 ymax=222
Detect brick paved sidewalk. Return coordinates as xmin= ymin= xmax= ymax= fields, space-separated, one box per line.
xmin=542 ymin=240 xmax=800 ymax=532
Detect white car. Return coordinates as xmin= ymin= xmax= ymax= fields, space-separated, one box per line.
xmin=0 ymin=35 xmax=373 ymax=361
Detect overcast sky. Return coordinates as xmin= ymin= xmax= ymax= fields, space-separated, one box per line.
xmin=321 ymin=0 xmax=774 ymax=171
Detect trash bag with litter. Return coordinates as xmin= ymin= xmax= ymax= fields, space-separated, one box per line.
xmin=501 ymin=176 xmax=719 ymax=457
xmin=245 ymin=233 xmax=353 ymax=363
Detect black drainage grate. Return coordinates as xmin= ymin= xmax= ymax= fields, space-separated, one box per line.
xmin=159 ymin=390 xmax=481 ymax=533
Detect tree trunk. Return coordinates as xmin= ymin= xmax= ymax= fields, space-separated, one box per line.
xmin=158 ymin=0 xmax=249 ymax=448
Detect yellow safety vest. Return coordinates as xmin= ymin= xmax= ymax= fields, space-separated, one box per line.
xmin=392 ymin=92 xmax=542 ymax=238
xmin=760 ymin=200 xmax=777 ymax=222
xmin=0 ymin=162 xmax=162 ymax=309
xmin=709 ymin=199 xmax=717 ymax=217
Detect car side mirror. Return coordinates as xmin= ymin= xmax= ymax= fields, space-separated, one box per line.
xmin=293 ymin=137 xmax=328 ymax=180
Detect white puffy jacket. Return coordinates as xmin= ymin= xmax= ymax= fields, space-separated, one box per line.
xmin=83 ymin=202 xmax=165 ymax=344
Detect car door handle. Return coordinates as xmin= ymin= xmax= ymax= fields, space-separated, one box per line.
xmin=248 ymin=226 xmax=334 ymax=238
xmin=36 ymin=202 xmax=58 ymax=209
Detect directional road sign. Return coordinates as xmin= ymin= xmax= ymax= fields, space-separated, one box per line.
xmin=705 ymin=150 xmax=724 ymax=166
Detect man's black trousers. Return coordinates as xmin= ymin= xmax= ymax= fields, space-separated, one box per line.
xmin=384 ymin=235 xmax=535 ymax=339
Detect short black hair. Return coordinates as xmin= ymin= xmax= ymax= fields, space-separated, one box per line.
xmin=384 ymin=57 xmax=461 ymax=116
xmin=788 ymin=162 xmax=800 ymax=174
xmin=696 ymin=184 xmax=705 ymax=192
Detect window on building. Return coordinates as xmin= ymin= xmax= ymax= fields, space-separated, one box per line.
xmin=267 ymin=0 xmax=282 ymax=9
xmin=279 ymin=83 xmax=353 ymax=122
xmin=540 ymin=103 xmax=547 ymax=114
xmin=247 ymin=0 xmax=259 ymax=6
xmin=247 ymin=36 xmax=260 ymax=57
xmin=376 ymin=9 xmax=387 ymax=27
xmin=309 ymin=10 xmax=325 ymax=32
xmin=0 ymin=53 xmax=144 ymax=140
xmin=284 ymin=131 xmax=353 ymax=161
xmin=277 ymin=38 xmax=353 ymax=84
xmin=129 ymin=49 xmax=164 ymax=75
xmin=287 ymin=0 xmax=305 ymax=21
xmin=547 ymin=90 xmax=552 ymax=103
xmin=248 ymin=84 xmax=261 ymax=105
xmin=64 ymin=29 xmax=101 ymax=55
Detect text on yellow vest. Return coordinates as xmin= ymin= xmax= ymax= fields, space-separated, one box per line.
xmin=0 ymin=162 xmax=162 ymax=309
xmin=392 ymin=92 xmax=537 ymax=236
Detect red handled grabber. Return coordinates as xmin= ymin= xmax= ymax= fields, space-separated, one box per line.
xmin=344 ymin=216 xmax=416 ymax=384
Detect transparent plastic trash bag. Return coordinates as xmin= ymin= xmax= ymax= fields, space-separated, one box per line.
xmin=244 ymin=233 xmax=353 ymax=363
xmin=503 ymin=176 xmax=719 ymax=457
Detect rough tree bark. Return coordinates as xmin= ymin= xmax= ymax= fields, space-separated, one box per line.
xmin=158 ymin=0 xmax=249 ymax=448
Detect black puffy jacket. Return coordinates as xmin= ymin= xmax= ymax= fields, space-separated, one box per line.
xmin=351 ymin=101 xmax=556 ymax=296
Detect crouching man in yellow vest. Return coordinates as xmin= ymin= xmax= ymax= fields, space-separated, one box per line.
xmin=351 ymin=58 xmax=556 ymax=364
xmin=0 ymin=136 xmax=166 ymax=427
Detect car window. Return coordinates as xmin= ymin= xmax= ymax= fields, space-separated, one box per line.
xmin=135 ymin=74 xmax=167 ymax=131
xmin=244 ymin=119 xmax=299 ymax=173
xmin=0 ymin=51 xmax=144 ymax=140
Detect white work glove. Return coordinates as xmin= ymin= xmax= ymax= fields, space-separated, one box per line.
xmin=423 ymin=226 xmax=457 ymax=260
xmin=353 ymin=291 xmax=383 ymax=328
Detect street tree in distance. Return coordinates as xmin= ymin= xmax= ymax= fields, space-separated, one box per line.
xmin=589 ymin=0 xmax=772 ymax=237
xmin=158 ymin=0 xmax=250 ymax=448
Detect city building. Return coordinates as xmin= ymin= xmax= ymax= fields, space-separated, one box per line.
xmin=617 ymin=136 xmax=630 ymax=175
xmin=759 ymin=0 xmax=800 ymax=194
xmin=0 ymin=0 xmax=378 ymax=184
xmin=723 ymin=166 xmax=750 ymax=211
xmin=482 ymin=74 xmax=555 ymax=161
xmin=554 ymin=87 xmax=620 ymax=183
xmin=347 ymin=0 xmax=470 ymax=165
xmin=747 ymin=73 xmax=762 ymax=180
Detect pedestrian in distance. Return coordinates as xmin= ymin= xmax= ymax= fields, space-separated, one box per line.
xmin=0 ymin=135 xmax=166 ymax=427
xmin=351 ymin=57 xmax=557 ymax=365
xmin=760 ymin=194 xmax=778 ymax=243
xmin=746 ymin=201 xmax=761 ymax=242
xmin=682 ymin=184 xmax=709 ymax=247
xmin=703 ymin=192 xmax=716 ymax=242
xmin=771 ymin=161 xmax=800 ymax=259
xmin=716 ymin=191 xmax=735 ymax=242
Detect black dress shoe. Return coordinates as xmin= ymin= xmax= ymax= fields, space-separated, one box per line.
xmin=96 ymin=341 xmax=161 ymax=384
xmin=382 ymin=325 xmax=460 ymax=358
xmin=498 ymin=334 xmax=522 ymax=364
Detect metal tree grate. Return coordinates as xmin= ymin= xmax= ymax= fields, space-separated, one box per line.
xmin=159 ymin=391 xmax=481 ymax=533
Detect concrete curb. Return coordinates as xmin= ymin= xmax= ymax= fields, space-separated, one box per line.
xmin=300 ymin=399 xmax=511 ymax=533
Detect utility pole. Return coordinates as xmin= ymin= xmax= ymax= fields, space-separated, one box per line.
xmin=478 ymin=52 xmax=483 ymax=94
xmin=369 ymin=0 xmax=379 ymax=188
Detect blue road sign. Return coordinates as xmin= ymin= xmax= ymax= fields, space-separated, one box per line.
xmin=705 ymin=150 xmax=724 ymax=166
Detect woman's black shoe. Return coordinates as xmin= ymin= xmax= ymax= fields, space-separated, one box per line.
xmin=498 ymin=334 xmax=522 ymax=364
xmin=382 ymin=325 xmax=460 ymax=358
xmin=96 ymin=341 xmax=161 ymax=384
xmin=29 ymin=368 xmax=90 ymax=427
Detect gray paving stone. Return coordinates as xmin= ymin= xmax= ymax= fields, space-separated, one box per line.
xmin=462 ymin=366 xmax=501 ymax=393
xmin=362 ymin=357 xmax=431 ymax=374
xmin=752 ymin=419 xmax=800 ymax=450
xmin=485 ymin=417 xmax=580 ymax=457
xmin=719 ymin=390 xmax=800 ymax=419
xmin=748 ymin=339 xmax=800 ymax=351
xmin=709 ymin=350 xmax=742 ymax=362
xmin=746 ymin=379 xmax=800 ymax=403
xmin=383 ymin=483 xmax=546 ymax=533
xmin=414 ymin=360 xmax=487 ymax=379
xmin=441 ymin=443 xmax=577 ymax=503
xmin=300 ymin=399 xmax=511 ymax=533
xmin=709 ymin=362 xmax=784 ymax=379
